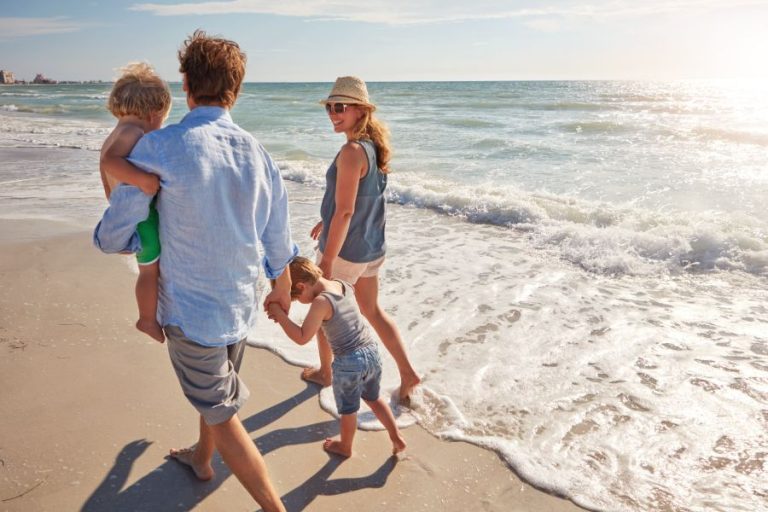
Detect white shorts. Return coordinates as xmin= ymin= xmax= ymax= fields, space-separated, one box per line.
xmin=316 ymin=250 xmax=385 ymax=284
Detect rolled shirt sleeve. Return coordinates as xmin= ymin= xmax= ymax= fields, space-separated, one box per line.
xmin=93 ymin=185 xmax=151 ymax=253
xmin=92 ymin=135 xmax=161 ymax=254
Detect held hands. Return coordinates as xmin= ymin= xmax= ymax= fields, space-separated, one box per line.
xmin=263 ymin=277 xmax=291 ymax=319
xmin=266 ymin=302 xmax=284 ymax=322
xmin=310 ymin=221 xmax=323 ymax=240
xmin=139 ymin=174 xmax=161 ymax=196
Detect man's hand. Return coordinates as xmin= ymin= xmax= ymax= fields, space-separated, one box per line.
xmin=263 ymin=289 xmax=290 ymax=316
xmin=263 ymin=268 xmax=292 ymax=314
xmin=266 ymin=301 xmax=284 ymax=322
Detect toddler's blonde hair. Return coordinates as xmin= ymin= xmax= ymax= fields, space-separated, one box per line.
xmin=107 ymin=62 xmax=172 ymax=119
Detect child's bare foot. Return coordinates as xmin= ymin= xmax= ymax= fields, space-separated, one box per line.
xmin=136 ymin=319 xmax=165 ymax=343
xmin=391 ymin=432 xmax=407 ymax=455
xmin=322 ymin=438 xmax=352 ymax=458
xmin=168 ymin=447 xmax=214 ymax=481
xmin=301 ymin=367 xmax=331 ymax=387
xmin=398 ymin=373 xmax=421 ymax=403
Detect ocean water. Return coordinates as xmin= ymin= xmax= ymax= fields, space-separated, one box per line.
xmin=1 ymin=81 xmax=767 ymax=511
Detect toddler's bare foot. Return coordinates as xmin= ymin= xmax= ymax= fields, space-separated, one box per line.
xmin=322 ymin=438 xmax=352 ymax=458
xmin=168 ymin=447 xmax=214 ymax=481
xmin=391 ymin=432 xmax=407 ymax=455
xmin=136 ymin=319 xmax=165 ymax=343
xmin=398 ymin=373 xmax=421 ymax=403
xmin=301 ymin=367 xmax=332 ymax=387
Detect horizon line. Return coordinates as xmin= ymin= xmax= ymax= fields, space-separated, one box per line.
xmin=3 ymin=77 xmax=766 ymax=84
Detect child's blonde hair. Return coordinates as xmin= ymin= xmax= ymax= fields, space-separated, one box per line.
xmin=271 ymin=256 xmax=323 ymax=298
xmin=107 ymin=62 xmax=172 ymax=120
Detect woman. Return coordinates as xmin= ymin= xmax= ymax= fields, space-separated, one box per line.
xmin=303 ymin=76 xmax=420 ymax=403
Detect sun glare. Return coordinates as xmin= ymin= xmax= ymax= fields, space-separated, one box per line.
xmin=710 ymin=18 xmax=768 ymax=81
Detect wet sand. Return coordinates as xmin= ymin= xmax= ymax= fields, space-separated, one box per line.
xmin=0 ymin=220 xmax=585 ymax=511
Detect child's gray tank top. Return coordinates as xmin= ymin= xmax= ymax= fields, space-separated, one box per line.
xmin=320 ymin=280 xmax=376 ymax=356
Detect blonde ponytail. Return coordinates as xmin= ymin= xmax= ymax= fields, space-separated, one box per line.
xmin=351 ymin=107 xmax=392 ymax=174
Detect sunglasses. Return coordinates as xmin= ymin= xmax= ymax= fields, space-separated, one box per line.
xmin=325 ymin=103 xmax=351 ymax=114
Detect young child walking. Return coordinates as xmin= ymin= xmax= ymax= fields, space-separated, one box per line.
xmin=99 ymin=62 xmax=171 ymax=343
xmin=268 ymin=256 xmax=406 ymax=458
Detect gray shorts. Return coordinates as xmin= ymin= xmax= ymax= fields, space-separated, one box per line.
xmin=165 ymin=325 xmax=250 ymax=425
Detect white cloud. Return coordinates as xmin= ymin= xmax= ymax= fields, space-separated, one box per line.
xmin=0 ymin=17 xmax=83 ymax=39
xmin=130 ymin=1 xmax=392 ymax=20
xmin=128 ymin=0 xmax=768 ymax=24
xmin=524 ymin=18 xmax=562 ymax=32
xmin=127 ymin=1 xmax=566 ymax=24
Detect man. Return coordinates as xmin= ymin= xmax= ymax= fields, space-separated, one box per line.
xmin=94 ymin=30 xmax=295 ymax=512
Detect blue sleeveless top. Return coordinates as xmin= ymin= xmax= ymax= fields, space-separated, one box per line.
xmin=318 ymin=139 xmax=387 ymax=263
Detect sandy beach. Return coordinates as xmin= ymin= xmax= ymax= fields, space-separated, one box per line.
xmin=3 ymin=73 xmax=768 ymax=512
xmin=0 ymin=219 xmax=585 ymax=511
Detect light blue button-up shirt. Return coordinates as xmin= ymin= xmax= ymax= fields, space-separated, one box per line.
xmin=94 ymin=106 xmax=298 ymax=346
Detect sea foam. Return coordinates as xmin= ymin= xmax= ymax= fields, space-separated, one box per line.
xmin=279 ymin=159 xmax=768 ymax=277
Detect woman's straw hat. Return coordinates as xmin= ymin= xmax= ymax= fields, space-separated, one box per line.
xmin=320 ymin=76 xmax=375 ymax=108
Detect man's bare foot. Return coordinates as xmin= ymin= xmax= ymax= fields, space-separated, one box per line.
xmin=136 ymin=319 xmax=165 ymax=343
xmin=391 ymin=432 xmax=407 ymax=455
xmin=322 ymin=438 xmax=352 ymax=458
xmin=398 ymin=373 xmax=421 ymax=403
xmin=168 ymin=447 xmax=214 ymax=481
xmin=301 ymin=367 xmax=331 ymax=387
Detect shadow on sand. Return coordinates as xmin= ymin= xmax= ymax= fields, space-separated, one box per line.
xmin=81 ymin=382 xmax=397 ymax=511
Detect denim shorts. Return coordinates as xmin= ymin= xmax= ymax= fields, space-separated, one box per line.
xmin=331 ymin=344 xmax=382 ymax=415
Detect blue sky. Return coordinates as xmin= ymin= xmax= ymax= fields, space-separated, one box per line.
xmin=1 ymin=0 xmax=767 ymax=82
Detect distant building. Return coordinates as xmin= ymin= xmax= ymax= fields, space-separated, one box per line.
xmin=32 ymin=73 xmax=57 ymax=84
xmin=0 ymin=70 xmax=14 ymax=84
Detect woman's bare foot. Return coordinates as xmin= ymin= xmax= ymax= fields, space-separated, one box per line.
xmin=322 ymin=438 xmax=352 ymax=458
xmin=391 ymin=432 xmax=407 ymax=455
xmin=301 ymin=367 xmax=332 ymax=387
xmin=136 ymin=319 xmax=165 ymax=343
xmin=168 ymin=447 xmax=214 ymax=481
xmin=398 ymin=373 xmax=421 ymax=403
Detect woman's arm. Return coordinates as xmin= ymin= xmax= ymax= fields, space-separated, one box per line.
xmin=318 ymin=142 xmax=367 ymax=276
